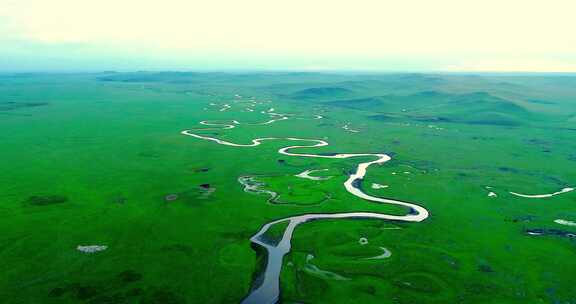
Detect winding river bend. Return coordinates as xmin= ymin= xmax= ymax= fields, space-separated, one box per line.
xmin=181 ymin=119 xmax=429 ymax=304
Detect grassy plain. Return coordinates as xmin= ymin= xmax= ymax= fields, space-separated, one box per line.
xmin=0 ymin=72 xmax=575 ymax=303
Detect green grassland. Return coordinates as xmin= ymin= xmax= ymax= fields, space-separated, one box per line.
xmin=0 ymin=72 xmax=575 ymax=303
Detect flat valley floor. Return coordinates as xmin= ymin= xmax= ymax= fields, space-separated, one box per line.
xmin=1 ymin=72 xmax=575 ymax=303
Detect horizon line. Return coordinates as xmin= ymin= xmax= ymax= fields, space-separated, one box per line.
xmin=1 ymin=69 xmax=576 ymax=75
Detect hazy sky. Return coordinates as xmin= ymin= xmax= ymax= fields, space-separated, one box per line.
xmin=1 ymin=0 xmax=576 ymax=72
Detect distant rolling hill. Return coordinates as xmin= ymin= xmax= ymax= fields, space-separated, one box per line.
xmin=327 ymin=91 xmax=532 ymax=126
xmin=289 ymin=87 xmax=354 ymax=99
xmin=97 ymin=72 xmax=202 ymax=83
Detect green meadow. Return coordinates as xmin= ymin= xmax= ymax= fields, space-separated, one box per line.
xmin=1 ymin=72 xmax=575 ymax=303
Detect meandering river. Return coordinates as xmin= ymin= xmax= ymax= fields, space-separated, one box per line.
xmin=181 ymin=114 xmax=429 ymax=304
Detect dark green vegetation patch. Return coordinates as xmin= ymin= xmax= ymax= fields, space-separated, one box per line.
xmin=24 ymin=195 xmax=68 ymax=206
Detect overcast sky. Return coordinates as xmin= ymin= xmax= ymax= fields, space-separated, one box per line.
xmin=1 ymin=0 xmax=576 ymax=72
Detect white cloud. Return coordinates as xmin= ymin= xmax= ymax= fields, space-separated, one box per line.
xmin=1 ymin=0 xmax=576 ymax=71
xmin=444 ymin=58 xmax=576 ymax=73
